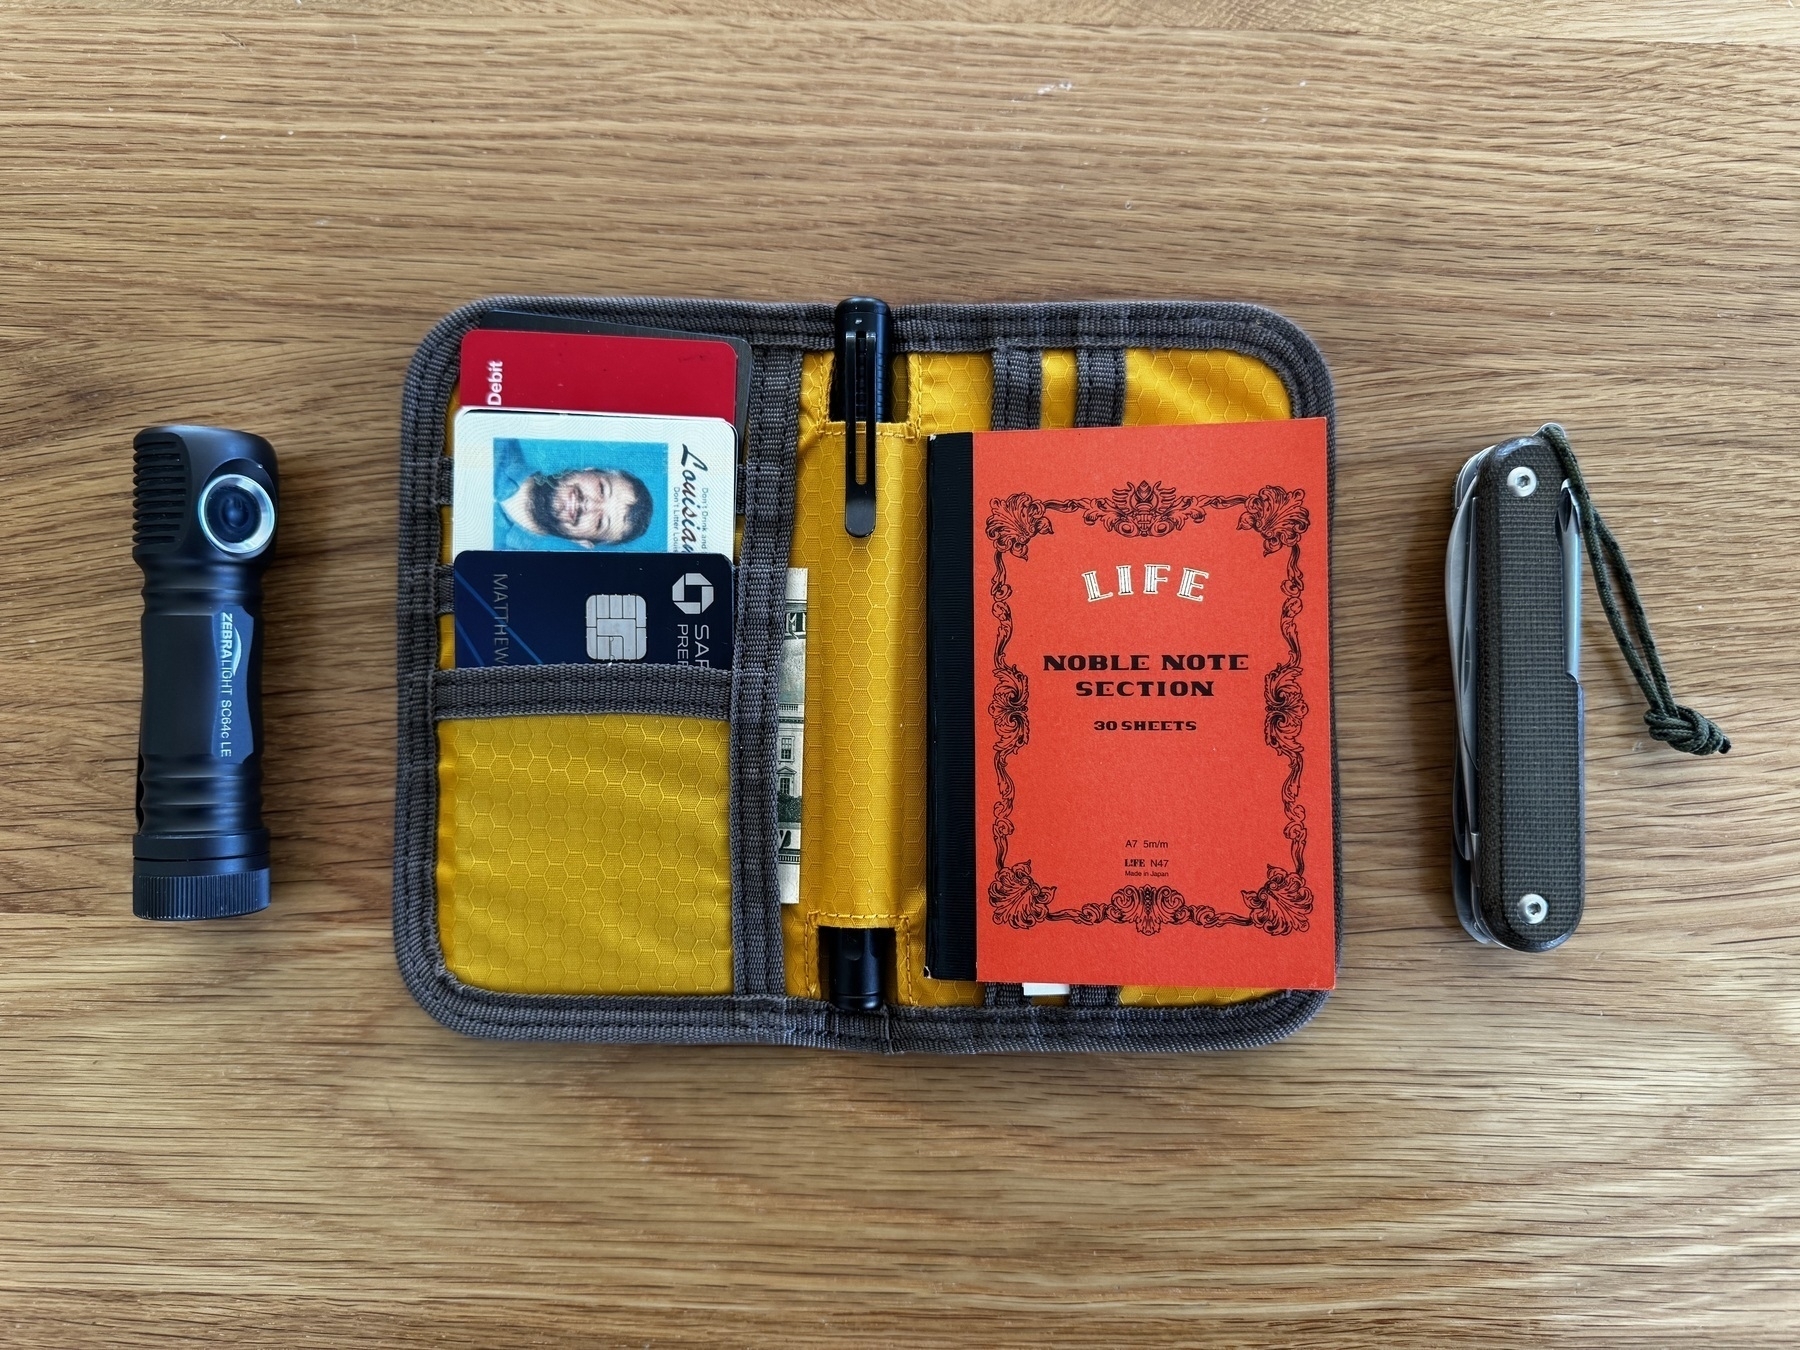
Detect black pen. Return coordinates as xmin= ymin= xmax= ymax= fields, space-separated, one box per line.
xmin=830 ymin=296 xmax=893 ymax=538
xmin=821 ymin=926 xmax=885 ymax=1012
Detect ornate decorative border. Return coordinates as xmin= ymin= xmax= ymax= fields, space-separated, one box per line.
xmin=984 ymin=480 xmax=1314 ymax=938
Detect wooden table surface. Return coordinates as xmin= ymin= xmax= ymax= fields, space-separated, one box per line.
xmin=4 ymin=5 xmax=1797 ymax=1346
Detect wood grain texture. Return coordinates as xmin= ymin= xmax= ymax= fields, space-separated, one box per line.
xmin=2 ymin=7 xmax=1797 ymax=1346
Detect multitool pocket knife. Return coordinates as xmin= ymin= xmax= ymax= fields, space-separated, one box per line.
xmin=1447 ymin=433 xmax=1585 ymax=951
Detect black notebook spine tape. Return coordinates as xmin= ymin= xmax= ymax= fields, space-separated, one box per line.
xmin=925 ymin=432 xmax=978 ymax=981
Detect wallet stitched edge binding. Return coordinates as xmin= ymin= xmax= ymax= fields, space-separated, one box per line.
xmin=393 ymin=296 xmax=1338 ymax=1051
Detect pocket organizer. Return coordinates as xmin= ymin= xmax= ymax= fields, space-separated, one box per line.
xmin=395 ymin=297 xmax=1337 ymax=1050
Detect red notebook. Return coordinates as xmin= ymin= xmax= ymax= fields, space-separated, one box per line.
xmin=935 ymin=419 xmax=1336 ymax=990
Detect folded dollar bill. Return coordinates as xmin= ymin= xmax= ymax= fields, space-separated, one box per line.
xmin=776 ymin=569 xmax=807 ymax=905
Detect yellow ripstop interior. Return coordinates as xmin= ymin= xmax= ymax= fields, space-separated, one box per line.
xmin=783 ymin=346 xmax=1292 ymax=1008
xmin=437 ymin=713 xmax=734 ymax=996
xmin=782 ymin=353 xmax=981 ymax=1006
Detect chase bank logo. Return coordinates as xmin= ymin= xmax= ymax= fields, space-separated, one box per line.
xmin=671 ymin=572 xmax=715 ymax=615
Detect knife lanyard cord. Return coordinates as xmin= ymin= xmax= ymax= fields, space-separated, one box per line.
xmin=1538 ymin=422 xmax=1730 ymax=756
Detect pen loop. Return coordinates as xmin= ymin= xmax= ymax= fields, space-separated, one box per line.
xmin=1538 ymin=423 xmax=1729 ymax=756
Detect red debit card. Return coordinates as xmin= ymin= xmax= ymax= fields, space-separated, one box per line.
xmin=459 ymin=328 xmax=739 ymax=427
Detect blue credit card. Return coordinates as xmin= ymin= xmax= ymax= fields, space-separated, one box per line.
xmin=453 ymin=550 xmax=733 ymax=669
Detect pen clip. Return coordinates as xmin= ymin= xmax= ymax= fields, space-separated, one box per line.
xmin=833 ymin=297 xmax=891 ymax=538
xmin=844 ymin=326 xmax=877 ymax=538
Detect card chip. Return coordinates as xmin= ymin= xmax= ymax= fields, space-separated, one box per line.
xmin=585 ymin=593 xmax=647 ymax=661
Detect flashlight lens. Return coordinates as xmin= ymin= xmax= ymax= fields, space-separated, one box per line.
xmin=207 ymin=485 xmax=259 ymax=542
xmin=197 ymin=473 xmax=274 ymax=556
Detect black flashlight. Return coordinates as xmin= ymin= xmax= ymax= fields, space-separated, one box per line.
xmin=132 ymin=425 xmax=279 ymax=920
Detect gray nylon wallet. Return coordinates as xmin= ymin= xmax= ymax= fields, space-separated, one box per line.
xmin=394 ymin=296 xmax=1338 ymax=1051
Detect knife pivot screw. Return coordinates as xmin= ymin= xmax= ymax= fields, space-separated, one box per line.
xmin=1518 ymin=892 xmax=1548 ymax=925
xmin=1506 ymin=466 xmax=1538 ymax=498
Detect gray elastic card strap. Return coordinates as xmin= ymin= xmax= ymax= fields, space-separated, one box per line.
xmin=394 ymin=296 xmax=1338 ymax=1051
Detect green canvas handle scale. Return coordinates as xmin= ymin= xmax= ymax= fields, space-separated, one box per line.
xmin=1473 ymin=437 xmax=1585 ymax=950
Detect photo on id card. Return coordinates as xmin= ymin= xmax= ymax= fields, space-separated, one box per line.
xmin=450 ymin=408 xmax=735 ymax=558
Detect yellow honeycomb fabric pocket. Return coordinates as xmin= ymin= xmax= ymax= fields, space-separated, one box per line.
xmin=437 ymin=713 xmax=733 ymax=996
xmin=782 ymin=353 xmax=964 ymax=1004
xmin=1124 ymin=348 xmax=1292 ymax=424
